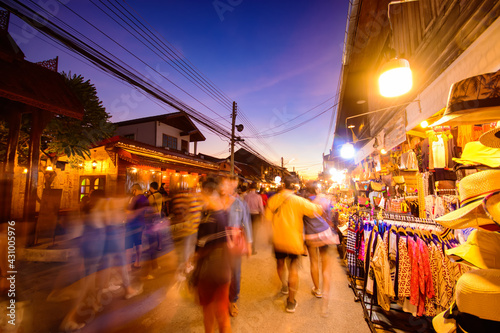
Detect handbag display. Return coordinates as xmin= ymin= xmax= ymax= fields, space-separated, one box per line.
xmin=370 ymin=181 xmax=383 ymax=192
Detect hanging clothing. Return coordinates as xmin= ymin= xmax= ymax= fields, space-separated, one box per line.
xmin=432 ymin=135 xmax=446 ymax=168
xmin=371 ymin=233 xmax=395 ymax=311
xmin=397 ymin=236 xmax=411 ymax=299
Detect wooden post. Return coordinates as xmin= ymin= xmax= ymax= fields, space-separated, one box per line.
xmin=0 ymin=110 xmax=22 ymax=223
xmin=23 ymin=110 xmax=52 ymax=246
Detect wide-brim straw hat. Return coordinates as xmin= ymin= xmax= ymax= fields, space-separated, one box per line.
xmin=452 ymin=141 xmax=500 ymax=168
xmin=445 ymin=229 xmax=500 ymax=269
xmin=435 ymin=170 xmax=500 ymax=231
xmin=432 ymin=269 xmax=500 ymax=333
xmin=480 ymin=127 xmax=500 ymax=149
xmin=483 ymin=191 xmax=500 ymax=226
xmin=431 ymin=70 xmax=500 ymax=127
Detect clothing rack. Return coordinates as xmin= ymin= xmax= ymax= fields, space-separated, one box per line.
xmin=353 ymin=215 xmax=440 ymax=332
xmin=383 ymin=212 xmax=439 ymax=227
xmin=435 ymin=188 xmax=458 ymax=195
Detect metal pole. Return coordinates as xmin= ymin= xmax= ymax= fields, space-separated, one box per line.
xmin=230 ymin=101 xmax=237 ymax=176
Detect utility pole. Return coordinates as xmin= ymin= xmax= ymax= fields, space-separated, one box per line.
xmin=230 ymin=101 xmax=237 ymax=176
xmin=230 ymin=101 xmax=244 ymax=176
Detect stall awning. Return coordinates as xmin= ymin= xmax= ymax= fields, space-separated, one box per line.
xmin=109 ymin=138 xmax=220 ymax=173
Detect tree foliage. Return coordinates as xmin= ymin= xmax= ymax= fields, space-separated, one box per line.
xmin=43 ymin=72 xmax=115 ymax=159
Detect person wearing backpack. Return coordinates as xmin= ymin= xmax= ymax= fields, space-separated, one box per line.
xmin=264 ymin=176 xmax=323 ymax=313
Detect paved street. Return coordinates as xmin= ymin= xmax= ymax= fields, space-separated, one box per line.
xmin=11 ymin=227 xmax=371 ymax=333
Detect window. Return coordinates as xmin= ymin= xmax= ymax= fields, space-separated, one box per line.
xmin=163 ymin=134 xmax=178 ymax=150
xmin=123 ymin=133 xmax=135 ymax=140
xmin=181 ymin=139 xmax=189 ymax=152
xmin=80 ymin=178 xmax=90 ymax=201
xmin=79 ymin=176 xmax=105 ymax=201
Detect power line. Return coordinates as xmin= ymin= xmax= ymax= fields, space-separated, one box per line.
xmin=101 ymin=0 xmax=233 ymax=113
xmin=250 ymin=95 xmax=337 ymax=137
xmin=4 ymin=0 xmax=291 ymax=168
xmin=244 ymin=104 xmax=334 ymax=139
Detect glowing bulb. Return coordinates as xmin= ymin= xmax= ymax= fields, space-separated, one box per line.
xmin=340 ymin=143 xmax=355 ymax=159
xmin=46 ymin=165 xmax=53 ymax=171
xmin=91 ymin=160 xmax=97 ymax=169
xmin=274 ymin=176 xmax=281 ymax=184
xmin=420 ymin=120 xmax=429 ymax=128
xmin=381 ymin=148 xmax=387 ymax=155
xmin=379 ymin=58 xmax=412 ymax=97
xmin=131 ymin=168 xmax=137 ymax=173
xmin=23 ymin=168 xmax=28 ymax=174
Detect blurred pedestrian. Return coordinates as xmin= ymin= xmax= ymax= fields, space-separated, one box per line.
xmin=190 ymin=176 xmax=232 ymax=333
xmin=170 ymin=187 xmax=202 ymax=281
xmin=60 ymin=190 xmax=106 ymax=331
xmin=222 ymin=176 xmax=253 ymax=317
xmin=101 ymin=196 xmax=142 ymax=299
xmin=302 ymin=182 xmax=337 ymax=317
xmin=126 ymin=184 xmax=149 ymax=269
xmin=265 ymin=176 xmax=323 ymax=313
xmin=147 ymin=181 xmax=163 ymax=252
xmin=244 ymin=183 xmax=263 ymax=255
xmin=260 ymin=188 xmax=268 ymax=207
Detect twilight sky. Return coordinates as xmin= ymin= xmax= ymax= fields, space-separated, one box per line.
xmin=4 ymin=0 xmax=348 ymax=178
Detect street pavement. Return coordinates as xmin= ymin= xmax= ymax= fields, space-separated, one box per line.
xmin=8 ymin=230 xmax=372 ymax=333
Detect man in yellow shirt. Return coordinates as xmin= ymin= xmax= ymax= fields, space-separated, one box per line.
xmin=265 ymin=177 xmax=323 ymax=313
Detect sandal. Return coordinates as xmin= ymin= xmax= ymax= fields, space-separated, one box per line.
xmin=229 ymin=302 xmax=239 ymax=317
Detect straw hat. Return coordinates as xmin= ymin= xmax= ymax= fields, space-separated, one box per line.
xmin=445 ymin=229 xmax=500 ymax=269
xmin=483 ymin=191 xmax=500 ymax=226
xmin=435 ymin=170 xmax=500 ymax=231
xmin=452 ymin=141 xmax=500 ymax=168
xmin=432 ymin=269 xmax=500 ymax=333
xmin=431 ymin=70 xmax=500 ymax=127
xmin=479 ymin=127 xmax=500 ymax=149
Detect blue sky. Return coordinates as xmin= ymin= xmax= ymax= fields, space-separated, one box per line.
xmin=5 ymin=0 xmax=348 ymax=178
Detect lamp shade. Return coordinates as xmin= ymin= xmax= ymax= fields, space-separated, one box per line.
xmin=378 ymin=58 xmax=412 ymax=97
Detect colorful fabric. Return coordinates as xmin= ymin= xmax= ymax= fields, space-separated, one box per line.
xmin=372 ymin=234 xmax=395 ymax=311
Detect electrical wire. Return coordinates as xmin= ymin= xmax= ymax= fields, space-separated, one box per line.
xmin=244 ymin=104 xmax=334 ymax=139
xmin=3 ymin=0 xmax=304 ymax=168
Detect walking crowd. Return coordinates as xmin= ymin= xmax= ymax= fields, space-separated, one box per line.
xmin=54 ymin=175 xmax=339 ymax=333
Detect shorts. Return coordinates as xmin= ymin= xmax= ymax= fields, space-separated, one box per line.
xmin=126 ymin=224 xmax=143 ymax=249
xmin=273 ymin=249 xmax=299 ymax=260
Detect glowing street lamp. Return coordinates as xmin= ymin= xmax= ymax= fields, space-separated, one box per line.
xmin=379 ymin=58 xmax=412 ymax=97
xmin=340 ymin=143 xmax=355 ymax=159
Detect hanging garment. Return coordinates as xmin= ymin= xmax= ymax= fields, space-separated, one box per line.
xmin=434 ymin=196 xmax=446 ymax=219
xmin=420 ymin=138 xmax=430 ymax=171
xmin=371 ymin=233 xmax=395 ymax=311
xmin=432 ymin=135 xmax=446 ymax=168
xmin=364 ymin=228 xmax=378 ymax=295
xmin=406 ymin=149 xmax=419 ymax=170
xmin=424 ymin=244 xmax=440 ymax=317
xmin=346 ymin=223 xmax=358 ymax=277
xmin=436 ymin=244 xmax=454 ymax=309
xmin=397 ymin=236 xmax=412 ymax=299
xmin=417 ymin=237 xmax=435 ymax=316
xmin=355 ymin=222 xmax=365 ymax=279
xmin=388 ymin=227 xmax=398 ymax=295
xmin=409 ymin=237 xmax=421 ymax=308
